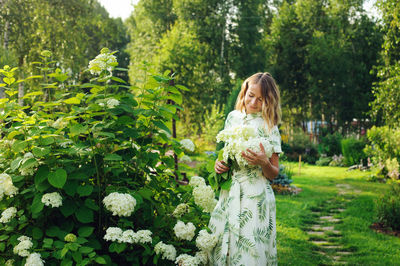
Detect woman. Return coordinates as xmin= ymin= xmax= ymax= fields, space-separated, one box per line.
xmin=209 ymin=72 xmax=281 ymax=265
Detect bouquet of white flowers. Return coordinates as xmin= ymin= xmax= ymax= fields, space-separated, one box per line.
xmin=209 ymin=125 xmax=274 ymax=191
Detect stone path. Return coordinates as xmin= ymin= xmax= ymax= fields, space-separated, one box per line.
xmin=305 ymin=183 xmax=357 ymax=265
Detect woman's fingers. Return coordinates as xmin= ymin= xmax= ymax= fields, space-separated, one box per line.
xmin=215 ymin=160 xmax=229 ymax=173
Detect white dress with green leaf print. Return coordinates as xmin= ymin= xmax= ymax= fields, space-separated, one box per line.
xmin=208 ymin=110 xmax=282 ymax=266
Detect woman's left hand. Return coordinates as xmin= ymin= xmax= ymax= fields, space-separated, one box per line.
xmin=241 ymin=142 xmax=270 ymax=167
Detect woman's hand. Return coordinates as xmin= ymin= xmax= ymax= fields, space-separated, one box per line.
xmin=241 ymin=142 xmax=269 ymax=167
xmin=242 ymin=143 xmax=280 ymax=181
xmin=215 ymin=160 xmax=230 ymax=174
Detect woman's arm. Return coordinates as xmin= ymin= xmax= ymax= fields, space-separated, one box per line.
xmin=241 ymin=143 xmax=279 ymax=181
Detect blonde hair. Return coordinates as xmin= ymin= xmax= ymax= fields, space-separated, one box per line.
xmin=235 ymin=72 xmax=281 ymax=130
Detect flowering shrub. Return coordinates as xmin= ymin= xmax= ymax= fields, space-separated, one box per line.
xmin=0 ymin=50 xmax=217 ymax=265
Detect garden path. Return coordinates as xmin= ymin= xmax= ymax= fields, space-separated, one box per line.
xmin=306 ymin=183 xmax=359 ymax=265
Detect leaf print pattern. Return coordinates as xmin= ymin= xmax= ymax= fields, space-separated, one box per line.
xmin=208 ymin=110 xmax=280 ymax=266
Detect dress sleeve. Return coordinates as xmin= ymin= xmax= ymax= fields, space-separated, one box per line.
xmin=270 ymin=126 xmax=282 ymax=154
xmin=258 ymin=124 xmax=282 ymax=154
xmin=223 ymin=111 xmax=235 ymax=129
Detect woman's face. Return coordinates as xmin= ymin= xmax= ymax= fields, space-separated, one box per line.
xmin=244 ymin=83 xmax=263 ymax=114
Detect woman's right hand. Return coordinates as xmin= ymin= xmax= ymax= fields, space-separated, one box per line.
xmin=215 ymin=160 xmax=229 ymax=174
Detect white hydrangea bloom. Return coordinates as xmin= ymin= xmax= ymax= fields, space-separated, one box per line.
xmin=154 ymin=241 xmax=176 ymax=261
xmin=173 ymin=220 xmax=196 ymax=241
xmin=180 ymin=155 xmax=192 ymax=163
xmin=88 ymin=49 xmax=117 ymax=75
xmin=0 ymin=173 xmax=18 ymax=200
xmin=134 ymin=230 xmax=152 ymax=244
xmin=195 ymin=230 xmax=218 ymax=252
xmin=104 ymin=227 xmax=123 ymax=242
xmin=5 ymin=259 xmax=14 ymax=266
xmin=189 ymin=176 xmax=206 ymax=188
xmin=13 ymin=236 xmax=33 ymax=257
xmin=0 ymin=207 xmax=17 ymax=223
xmin=180 ymin=139 xmax=195 ymax=153
xmin=216 ymin=125 xmax=274 ymax=168
xmin=106 ymin=98 xmax=120 ymax=108
xmin=41 ymin=192 xmax=63 ymax=208
xmin=103 ymin=192 xmax=136 ymax=217
xmin=20 ymin=153 xmax=39 ymax=176
xmin=172 ymin=203 xmax=189 ymax=218
xmin=192 ymin=185 xmax=217 ymax=213
xmin=175 ymin=254 xmax=201 ymax=266
xmin=25 ymin=252 xmax=44 ymax=266
xmin=195 ymin=250 xmax=208 ymax=265
xmin=120 ymin=229 xmax=135 ymax=244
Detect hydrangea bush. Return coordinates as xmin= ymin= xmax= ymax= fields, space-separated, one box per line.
xmin=0 ymin=49 xmax=217 ymax=265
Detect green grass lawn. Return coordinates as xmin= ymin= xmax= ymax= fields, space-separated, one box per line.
xmin=276 ymin=163 xmax=400 ymax=265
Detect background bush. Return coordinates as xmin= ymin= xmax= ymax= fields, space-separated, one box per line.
xmin=377 ymin=184 xmax=400 ymax=231
xmin=341 ymin=137 xmax=367 ymax=166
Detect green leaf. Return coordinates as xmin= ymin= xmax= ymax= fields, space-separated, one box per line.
xmin=104 ymin=154 xmax=122 ymax=161
xmin=69 ymin=124 xmax=88 ymax=136
xmin=84 ymin=198 xmax=99 ymax=211
xmin=32 ymin=227 xmax=44 ymax=240
xmin=32 ymin=147 xmax=51 ymax=157
xmin=221 ymin=179 xmax=232 ymax=190
xmin=23 ymin=91 xmax=44 ymax=99
xmin=43 ymin=238 xmax=54 ymax=248
xmin=7 ymin=130 xmax=23 ymax=139
xmin=167 ymin=93 xmax=182 ymax=105
xmin=12 ymin=140 xmax=28 ymax=153
xmin=63 ymin=181 xmax=78 ymax=197
xmin=59 ymin=199 xmax=76 ymax=217
xmin=137 ymin=188 xmax=153 ymax=200
xmin=77 ymin=184 xmax=93 ymax=196
xmin=39 ymin=136 xmax=54 ymax=146
xmin=72 ymin=251 xmax=82 ymax=263
xmin=31 ymin=194 xmax=44 ymax=214
xmin=75 ymin=207 xmax=94 ymax=223
xmin=79 ymin=246 xmax=94 ymax=254
xmin=0 ymin=235 xmax=9 ymax=241
xmin=21 ymin=158 xmax=38 ymax=169
xmin=64 ymin=97 xmax=81 ymax=104
xmin=153 ymin=121 xmax=171 ymax=135
xmin=48 ymin=168 xmax=67 ymax=188
xmin=95 ymin=257 xmax=107 ymax=264
xmin=78 ymin=227 xmax=94 ymax=238
xmin=111 ymin=76 xmax=127 ymax=84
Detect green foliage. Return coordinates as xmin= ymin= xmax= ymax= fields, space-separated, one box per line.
xmin=271 ymin=165 xmax=293 ymax=187
xmin=201 ymin=101 xmax=225 ymax=146
xmin=0 ymin=51 xmax=211 ymax=265
xmin=315 ymin=156 xmax=332 ymax=166
xmin=283 ymin=130 xmax=318 ymax=164
xmin=364 ymin=126 xmax=400 ymax=180
xmin=341 ymin=137 xmax=367 ymax=166
xmin=318 ymin=131 xmax=342 ymax=157
xmin=377 ymin=184 xmax=400 ymax=231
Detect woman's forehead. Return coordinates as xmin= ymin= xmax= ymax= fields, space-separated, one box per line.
xmin=248 ymin=83 xmax=261 ymax=93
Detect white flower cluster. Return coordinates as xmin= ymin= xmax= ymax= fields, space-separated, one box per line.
xmin=0 ymin=207 xmax=17 ymax=223
xmin=173 ymin=220 xmax=196 ymax=241
xmin=175 ymin=254 xmax=201 ymax=266
xmin=154 ymin=241 xmax=177 ymax=261
xmin=216 ymin=125 xmax=274 ymax=168
xmin=104 ymin=227 xmax=152 ymax=244
xmin=180 ymin=139 xmax=195 ymax=153
xmin=5 ymin=259 xmax=14 ymax=266
xmin=0 ymin=173 xmax=18 ymax=200
xmin=180 ymin=155 xmax=192 ymax=163
xmin=192 ymin=184 xmax=217 ymax=213
xmin=13 ymin=236 xmax=33 ymax=257
xmin=189 ymin=176 xmax=206 ymax=188
xmin=195 ymin=251 xmax=208 ymax=265
xmin=195 ymin=230 xmax=218 ymax=252
xmin=88 ymin=49 xmax=117 ymax=75
xmin=20 ymin=153 xmax=39 ymax=176
xmin=172 ymin=203 xmax=189 ymax=218
xmin=103 ymin=192 xmax=136 ymax=217
xmin=25 ymin=252 xmax=44 ymax=266
xmin=41 ymin=192 xmax=63 ymax=208
xmin=106 ymin=98 xmax=120 ymax=108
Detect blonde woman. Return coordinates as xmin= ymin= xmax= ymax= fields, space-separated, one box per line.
xmin=209 ymin=72 xmax=282 ymax=265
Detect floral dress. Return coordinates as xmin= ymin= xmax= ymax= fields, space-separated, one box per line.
xmin=208 ymin=110 xmax=282 ymax=266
